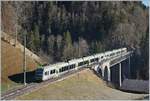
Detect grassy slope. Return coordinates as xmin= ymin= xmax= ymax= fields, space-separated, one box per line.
xmin=1 ymin=40 xmax=38 ymax=93
xmin=16 ymin=69 xmax=146 ymax=100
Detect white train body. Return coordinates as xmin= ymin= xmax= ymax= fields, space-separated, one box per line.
xmin=35 ymin=48 xmax=127 ymax=81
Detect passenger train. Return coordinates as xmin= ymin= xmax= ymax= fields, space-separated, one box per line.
xmin=35 ymin=48 xmax=127 ymax=81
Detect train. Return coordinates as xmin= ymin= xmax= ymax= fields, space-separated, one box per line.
xmin=35 ymin=48 xmax=127 ymax=81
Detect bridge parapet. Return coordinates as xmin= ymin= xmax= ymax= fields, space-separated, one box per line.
xmin=110 ymin=51 xmax=132 ymax=67
xmin=97 ymin=51 xmax=132 ymax=68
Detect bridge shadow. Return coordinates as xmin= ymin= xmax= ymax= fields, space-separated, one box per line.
xmin=119 ymin=89 xmax=148 ymax=94
xmin=8 ymin=70 xmax=36 ymax=84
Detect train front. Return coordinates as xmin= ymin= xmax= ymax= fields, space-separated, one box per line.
xmin=35 ymin=68 xmax=44 ymax=81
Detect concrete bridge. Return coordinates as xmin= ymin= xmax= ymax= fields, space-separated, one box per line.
xmin=92 ymin=51 xmax=133 ymax=87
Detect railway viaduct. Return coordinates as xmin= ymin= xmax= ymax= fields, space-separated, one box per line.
xmin=92 ymin=51 xmax=133 ymax=87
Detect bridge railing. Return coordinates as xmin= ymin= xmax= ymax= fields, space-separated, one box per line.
xmin=110 ymin=51 xmax=132 ymax=66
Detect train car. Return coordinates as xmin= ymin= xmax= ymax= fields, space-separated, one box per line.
xmin=68 ymin=58 xmax=84 ymax=69
xmin=89 ymin=55 xmax=98 ymax=65
xmin=35 ymin=62 xmax=67 ymax=81
xmin=76 ymin=57 xmax=89 ymax=68
xmin=35 ymin=65 xmax=56 ymax=81
xmin=57 ymin=62 xmax=76 ymax=76
xmin=42 ymin=65 xmax=57 ymax=81
xmin=68 ymin=59 xmax=79 ymax=70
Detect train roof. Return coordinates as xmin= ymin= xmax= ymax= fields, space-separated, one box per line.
xmin=68 ymin=58 xmax=83 ymax=63
xmin=49 ymin=62 xmax=68 ymax=67
xmin=83 ymin=55 xmax=94 ymax=60
xmin=39 ymin=62 xmax=69 ymax=70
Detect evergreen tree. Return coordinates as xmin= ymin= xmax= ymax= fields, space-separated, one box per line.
xmin=56 ymin=35 xmax=63 ymax=61
xmin=53 ymin=38 xmax=58 ymax=61
xmin=62 ymin=30 xmax=73 ymax=61
xmin=33 ymin=24 xmax=40 ymax=52
xmin=29 ymin=31 xmax=35 ymax=52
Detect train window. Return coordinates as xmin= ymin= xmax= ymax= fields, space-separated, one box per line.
xmin=50 ymin=69 xmax=56 ymax=74
xmin=63 ymin=66 xmax=67 ymax=71
xmin=78 ymin=61 xmax=88 ymax=66
xmin=72 ymin=64 xmax=75 ymax=68
xmin=66 ymin=66 xmax=69 ymax=70
xmin=73 ymin=64 xmax=75 ymax=68
xmin=62 ymin=67 xmax=64 ymax=72
xmin=85 ymin=60 xmax=89 ymax=64
xmin=65 ymin=67 xmax=67 ymax=71
xmin=71 ymin=65 xmax=73 ymax=69
xmin=70 ymin=64 xmax=75 ymax=69
xmin=95 ymin=58 xmax=99 ymax=62
xmin=63 ymin=67 xmax=65 ymax=71
xmin=61 ymin=68 xmax=63 ymax=72
xmin=50 ymin=70 xmax=52 ymax=74
xmin=69 ymin=65 xmax=72 ymax=69
xmin=117 ymin=52 xmax=120 ymax=54
xmin=90 ymin=58 xmax=98 ymax=63
xmin=45 ymin=71 xmax=48 ymax=75
xmin=59 ymin=68 xmax=62 ymax=72
xmin=90 ymin=59 xmax=95 ymax=62
xmin=78 ymin=62 xmax=83 ymax=66
xmin=65 ymin=66 xmax=68 ymax=70
xmin=60 ymin=66 xmax=69 ymax=72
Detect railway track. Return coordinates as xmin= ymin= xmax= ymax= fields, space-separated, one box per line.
xmin=1 ymin=67 xmax=87 ymax=100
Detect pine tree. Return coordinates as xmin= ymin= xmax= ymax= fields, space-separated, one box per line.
xmin=62 ymin=30 xmax=73 ymax=61
xmin=33 ymin=24 xmax=40 ymax=52
xmin=53 ymin=37 xmax=58 ymax=61
xmin=29 ymin=31 xmax=35 ymax=52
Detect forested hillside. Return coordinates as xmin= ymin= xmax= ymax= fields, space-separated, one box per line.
xmin=1 ymin=1 xmax=149 ymax=80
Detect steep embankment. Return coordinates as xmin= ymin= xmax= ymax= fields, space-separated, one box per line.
xmin=16 ymin=69 xmax=147 ymax=100
xmin=1 ymin=33 xmax=44 ymax=93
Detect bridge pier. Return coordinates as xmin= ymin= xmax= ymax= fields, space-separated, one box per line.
xmin=102 ymin=68 xmax=104 ymax=78
xmin=119 ymin=63 xmax=122 ymax=87
xmin=128 ymin=56 xmax=130 ymax=79
xmin=108 ymin=67 xmax=111 ymax=82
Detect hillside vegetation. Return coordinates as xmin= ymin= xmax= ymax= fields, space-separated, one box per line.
xmin=1 ymin=1 xmax=149 ymax=79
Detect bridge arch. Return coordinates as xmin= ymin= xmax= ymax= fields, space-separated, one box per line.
xmin=98 ymin=67 xmax=102 ymax=77
xmin=103 ymin=65 xmax=111 ymax=82
xmin=104 ymin=66 xmax=109 ymax=81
